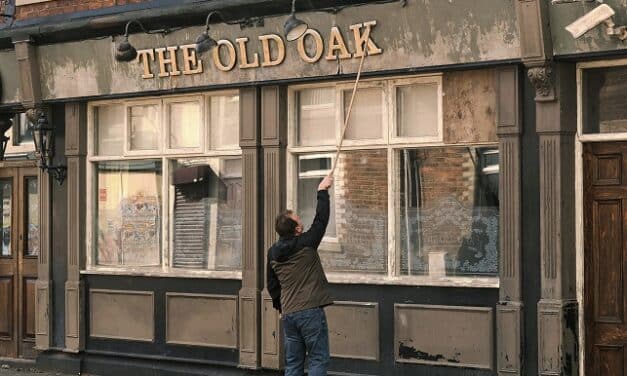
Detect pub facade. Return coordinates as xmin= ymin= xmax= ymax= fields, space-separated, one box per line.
xmin=0 ymin=0 xmax=624 ymax=375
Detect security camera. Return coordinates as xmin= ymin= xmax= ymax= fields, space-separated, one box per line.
xmin=566 ymin=4 xmax=615 ymax=38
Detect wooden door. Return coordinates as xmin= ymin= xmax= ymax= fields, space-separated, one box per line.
xmin=584 ymin=142 xmax=627 ymax=376
xmin=0 ymin=167 xmax=39 ymax=359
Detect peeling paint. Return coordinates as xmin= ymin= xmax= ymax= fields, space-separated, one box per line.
xmin=35 ymin=0 xmax=519 ymax=101
xmin=398 ymin=342 xmax=461 ymax=364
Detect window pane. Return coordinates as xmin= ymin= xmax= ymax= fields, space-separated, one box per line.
xmin=296 ymin=150 xmax=388 ymax=273
xmin=169 ymin=101 xmax=201 ymax=149
xmin=95 ymin=160 xmax=162 ymax=266
xmin=399 ymin=147 xmax=499 ymax=277
xmin=297 ymin=88 xmax=335 ymax=146
xmin=397 ymin=83 xmax=439 ymax=138
xmin=16 ymin=113 xmax=33 ymax=144
xmin=95 ymin=105 xmax=125 ymax=156
xmin=343 ymin=87 xmax=383 ymax=140
xmin=129 ymin=104 xmax=159 ymax=151
xmin=170 ymin=157 xmax=242 ymax=270
xmin=298 ymin=155 xmax=336 ymax=238
xmin=583 ymin=66 xmax=627 ymax=134
xmin=209 ymin=95 xmax=240 ymax=149
xmin=0 ymin=180 xmax=11 ymax=257
xmin=25 ymin=177 xmax=39 ymax=257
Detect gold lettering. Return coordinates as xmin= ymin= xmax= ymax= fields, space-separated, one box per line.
xmin=155 ymin=46 xmax=181 ymax=77
xmin=137 ymin=49 xmax=155 ymax=79
xmin=180 ymin=44 xmax=203 ymax=75
xmin=325 ymin=26 xmax=352 ymax=61
xmin=213 ymin=40 xmax=237 ymax=72
xmin=258 ymin=34 xmax=285 ymax=67
xmin=236 ymin=37 xmax=260 ymax=69
xmin=297 ymin=29 xmax=324 ymax=64
xmin=350 ymin=21 xmax=383 ymax=57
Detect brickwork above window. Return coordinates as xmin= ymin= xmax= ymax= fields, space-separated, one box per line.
xmin=15 ymin=0 xmax=147 ymax=20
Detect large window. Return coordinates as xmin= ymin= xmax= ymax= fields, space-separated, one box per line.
xmin=288 ymin=74 xmax=499 ymax=283
xmin=88 ymin=93 xmax=242 ymax=275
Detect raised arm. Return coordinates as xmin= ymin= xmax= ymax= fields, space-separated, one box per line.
xmin=297 ymin=175 xmax=333 ymax=250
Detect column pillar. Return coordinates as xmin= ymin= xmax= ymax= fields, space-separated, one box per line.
xmin=64 ymin=102 xmax=87 ymax=352
xmin=530 ymin=62 xmax=578 ymax=376
xmin=238 ymin=87 xmax=263 ymax=369
xmin=496 ymin=66 xmax=524 ymax=375
xmin=260 ymin=86 xmax=287 ymax=370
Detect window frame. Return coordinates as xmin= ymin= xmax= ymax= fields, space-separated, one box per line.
xmin=85 ymin=92 xmax=242 ymax=280
xmin=163 ymin=95 xmax=205 ymax=154
xmin=287 ymin=75 xmax=499 ymax=288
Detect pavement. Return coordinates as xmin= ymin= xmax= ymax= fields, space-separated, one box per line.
xmin=0 ymin=363 xmax=75 ymax=376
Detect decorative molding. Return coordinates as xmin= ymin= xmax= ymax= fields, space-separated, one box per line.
xmin=528 ymin=65 xmax=555 ymax=101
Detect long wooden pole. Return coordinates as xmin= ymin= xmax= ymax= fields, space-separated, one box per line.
xmin=329 ymin=50 xmax=367 ymax=176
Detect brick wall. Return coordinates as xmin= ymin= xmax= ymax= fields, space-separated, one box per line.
xmin=321 ymin=149 xmax=388 ymax=273
xmin=14 ymin=0 xmax=147 ymax=20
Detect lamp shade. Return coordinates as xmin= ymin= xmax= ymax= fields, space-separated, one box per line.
xmin=195 ymin=32 xmax=218 ymax=55
xmin=115 ymin=37 xmax=138 ymax=62
xmin=284 ymin=14 xmax=308 ymax=41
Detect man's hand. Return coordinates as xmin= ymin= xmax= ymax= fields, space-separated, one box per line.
xmin=318 ymin=175 xmax=334 ymax=191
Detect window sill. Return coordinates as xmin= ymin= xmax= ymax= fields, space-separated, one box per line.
xmin=325 ymin=273 xmax=499 ymax=288
xmin=81 ymin=267 xmax=242 ymax=280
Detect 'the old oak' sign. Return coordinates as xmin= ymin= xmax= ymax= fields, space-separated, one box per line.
xmin=134 ymin=21 xmax=382 ymax=79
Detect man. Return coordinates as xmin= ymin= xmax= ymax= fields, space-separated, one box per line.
xmin=267 ymin=175 xmax=334 ymax=376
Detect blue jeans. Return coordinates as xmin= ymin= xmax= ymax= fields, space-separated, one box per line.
xmin=282 ymin=307 xmax=330 ymax=376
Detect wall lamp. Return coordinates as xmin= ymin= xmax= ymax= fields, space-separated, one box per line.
xmin=195 ymin=11 xmax=223 ymax=56
xmin=115 ymin=20 xmax=148 ymax=62
xmin=0 ymin=114 xmax=12 ymax=161
xmin=26 ymin=109 xmax=67 ymax=184
xmin=284 ymin=0 xmax=308 ymax=41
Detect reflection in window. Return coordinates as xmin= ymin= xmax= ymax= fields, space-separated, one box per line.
xmin=397 ymin=83 xmax=439 ymax=138
xmin=170 ymin=158 xmax=242 ymax=270
xmin=0 ymin=180 xmax=11 ymax=257
xmin=95 ymin=161 xmax=162 ymax=266
xmin=25 ymin=177 xmax=39 ymax=257
xmin=95 ymin=105 xmax=125 ymax=156
xmin=297 ymin=150 xmax=388 ymax=273
xmin=343 ymin=87 xmax=383 ymax=140
xmin=209 ymin=95 xmax=240 ymax=149
xmin=297 ymin=155 xmax=336 ymax=238
xmin=296 ymin=88 xmax=335 ymax=146
xmin=15 ymin=113 xmax=33 ymax=145
xmin=168 ymin=101 xmax=201 ymax=149
xmin=583 ymin=66 xmax=627 ymax=134
xmin=129 ymin=105 xmax=159 ymax=151
xmin=399 ymin=147 xmax=499 ymax=277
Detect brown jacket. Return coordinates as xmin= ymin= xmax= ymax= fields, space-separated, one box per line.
xmin=266 ymin=190 xmax=333 ymax=315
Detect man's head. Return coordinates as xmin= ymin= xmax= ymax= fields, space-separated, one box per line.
xmin=275 ymin=210 xmax=304 ymax=238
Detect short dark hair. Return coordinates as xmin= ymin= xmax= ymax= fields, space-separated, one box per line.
xmin=275 ymin=210 xmax=297 ymax=237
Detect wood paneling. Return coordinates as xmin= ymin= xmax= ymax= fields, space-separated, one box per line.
xmin=326 ymin=302 xmax=379 ymax=361
xmin=90 ymin=289 xmax=154 ymax=342
xmin=0 ymin=277 xmax=13 ymax=338
xmin=584 ymin=142 xmax=627 ymax=376
xmin=394 ymin=304 xmax=493 ymax=369
xmin=22 ymin=278 xmax=36 ymax=339
xmin=165 ymin=293 xmax=238 ymax=348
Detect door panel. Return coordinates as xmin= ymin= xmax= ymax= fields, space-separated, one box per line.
xmin=0 ymin=167 xmax=39 ymax=359
xmin=584 ymin=142 xmax=627 ymax=376
xmin=0 ymin=277 xmax=12 ymax=337
xmin=0 ymin=169 xmax=17 ymax=357
xmin=18 ymin=169 xmax=38 ymax=358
